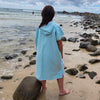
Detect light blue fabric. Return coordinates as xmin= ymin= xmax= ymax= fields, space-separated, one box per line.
xmin=35 ymin=21 xmax=65 ymax=80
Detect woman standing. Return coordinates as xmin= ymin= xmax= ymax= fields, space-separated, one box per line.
xmin=35 ymin=5 xmax=69 ymax=96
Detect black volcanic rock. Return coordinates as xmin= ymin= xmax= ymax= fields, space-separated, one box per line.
xmin=5 ymin=54 xmax=18 ymax=60
xmin=29 ymin=60 xmax=36 ymax=65
xmin=89 ymin=59 xmax=100 ymax=64
xmin=66 ymin=68 xmax=78 ymax=75
xmin=61 ymin=37 xmax=67 ymax=41
xmin=1 ymin=74 xmax=13 ymax=80
xmin=77 ymin=64 xmax=88 ymax=71
xmin=84 ymin=71 xmax=97 ymax=79
xmin=96 ymin=28 xmax=100 ymax=32
xmin=21 ymin=50 xmax=27 ymax=55
xmin=79 ymin=42 xmax=90 ymax=48
xmin=89 ymin=49 xmax=100 ymax=56
xmin=68 ymin=37 xmax=77 ymax=42
xmin=88 ymin=71 xmax=97 ymax=79
xmin=96 ymin=80 xmax=100 ymax=84
xmin=86 ymin=44 xmax=97 ymax=52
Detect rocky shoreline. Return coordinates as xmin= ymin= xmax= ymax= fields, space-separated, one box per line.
xmin=0 ymin=14 xmax=100 ymax=100
xmin=57 ymin=11 xmax=100 ymax=17
xmin=61 ymin=14 xmax=100 ymax=81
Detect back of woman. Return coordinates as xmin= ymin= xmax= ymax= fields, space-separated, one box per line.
xmin=35 ymin=5 xmax=69 ymax=96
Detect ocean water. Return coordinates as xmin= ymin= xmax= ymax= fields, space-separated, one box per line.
xmin=0 ymin=8 xmax=82 ymax=58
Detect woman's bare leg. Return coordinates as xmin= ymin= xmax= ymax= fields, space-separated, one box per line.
xmin=41 ymin=80 xmax=47 ymax=93
xmin=57 ymin=76 xmax=69 ymax=96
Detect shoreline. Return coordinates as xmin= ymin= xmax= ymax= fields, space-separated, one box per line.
xmin=0 ymin=15 xmax=100 ymax=100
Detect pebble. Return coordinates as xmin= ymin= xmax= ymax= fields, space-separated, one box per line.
xmin=0 ymin=87 xmax=3 ymax=89
xmin=1 ymin=72 xmax=14 ymax=80
xmin=96 ymin=80 xmax=100 ymax=84
xmin=24 ymin=65 xmax=30 ymax=69
xmin=72 ymin=49 xmax=80 ymax=51
xmin=68 ymin=37 xmax=78 ymax=42
xmin=29 ymin=60 xmax=36 ymax=65
xmin=5 ymin=54 xmax=18 ymax=60
xmin=61 ymin=36 xmax=67 ymax=41
xmin=64 ymin=53 xmax=72 ymax=55
xmin=33 ymin=51 xmax=37 ymax=56
xmin=89 ymin=59 xmax=100 ymax=64
xmin=21 ymin=50 xmax=27 ymax=55
xmin=66 ymin=81 xmax=72 ymax=84
xmin=18 ymin=58 xmax=22 ymax=62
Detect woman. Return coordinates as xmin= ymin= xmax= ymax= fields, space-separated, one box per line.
xmin=35 ymin=5 xmax=69 ymax=96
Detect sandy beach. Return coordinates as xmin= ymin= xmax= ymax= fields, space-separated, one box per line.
xmin=0 ymin=7 xmax=100 ymax=100
xmin=0 ymin=14 xmax=100 ymax=100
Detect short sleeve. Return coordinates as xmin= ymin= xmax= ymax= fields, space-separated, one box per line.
xmin=55 ymin=25 xmax=64 ymax=41
xmin=35 ymin=27 xmax=39 ymax=49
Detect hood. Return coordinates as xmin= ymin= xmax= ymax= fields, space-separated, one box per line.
xmin=39 ymin=21 xmax=54 ymax=36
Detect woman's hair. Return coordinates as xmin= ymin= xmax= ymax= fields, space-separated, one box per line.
xmin=39 ymin=5 xmax=55 ymax=28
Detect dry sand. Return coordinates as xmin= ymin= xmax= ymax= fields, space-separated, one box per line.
xmin=0 ymin=21 xmax=100 ymax=100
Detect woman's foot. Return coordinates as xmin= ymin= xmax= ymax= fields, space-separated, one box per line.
xmin=42 ymin=86 xmax=48 ymax=93
xmin=59 ymin=89 xmax=70 ymax=96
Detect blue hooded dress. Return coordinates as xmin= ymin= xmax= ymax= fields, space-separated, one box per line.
xmin=35 ymin=21 xmax=65 ymax=80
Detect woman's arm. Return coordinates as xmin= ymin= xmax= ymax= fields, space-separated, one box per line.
xmin=57 ymin=40 xmax=63 ymax=58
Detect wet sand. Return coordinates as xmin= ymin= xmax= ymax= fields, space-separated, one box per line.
xmin=0 ymin=21 xmax=100 ymax=100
